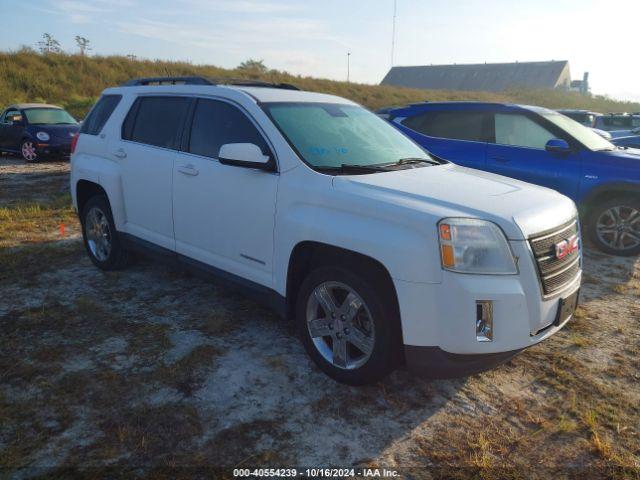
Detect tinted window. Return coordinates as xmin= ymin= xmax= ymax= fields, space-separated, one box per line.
xmin=1 ymin=109 xmax=21 ymax=124
xmin=602 ymin=115 xmax=633 ymax=128
xmin=124 ymin=96 xmax=191 ymax=149
xmin=81 ymin=95 xmax=121 ymax=135
xmin=189 ymin=99 xmax=269 ymax=158
xmin=402 ymin=111 xmax=487 ymax=142
xmin=494 ymin=114 xmax=555 ymax=149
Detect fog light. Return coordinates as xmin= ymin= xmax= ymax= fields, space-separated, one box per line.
xmin=476 ymin=300 xmax=493 ymax=342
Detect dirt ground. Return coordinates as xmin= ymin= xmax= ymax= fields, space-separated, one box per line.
xmin=1 ymin=156 xmax=639 ymax=479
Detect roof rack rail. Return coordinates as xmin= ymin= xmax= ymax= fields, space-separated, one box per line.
xmin=224 ymin=79 xmax=300 ymax=91
xmin=121 ymin=76 xmax=300 ymax=91
xmin=122 ymin=76 xmax=215 ymax=86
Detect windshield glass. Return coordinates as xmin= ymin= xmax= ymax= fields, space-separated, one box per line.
xmin=263 ymin=102 xmax=432 ymax=168
xmin=24 ymin=108 xmax=77 ymax=125
xmin=542 ymin=112 xmax=614 ymax=151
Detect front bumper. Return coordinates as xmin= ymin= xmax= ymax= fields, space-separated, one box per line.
xmin=35 ymin=142 xmax=71 ymax=157
xmin=404 ymin=345 xmax=522 ymax=379
xmin=395 ymin=239 xmax=581 ymax=377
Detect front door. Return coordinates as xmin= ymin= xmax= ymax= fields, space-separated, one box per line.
xmin=485 ymin=112 xmax=581 ymax=199
xmin=172 ymin=98 xmax=278 ymax=288
xmin=0 ymin=109 xmax=25 ymax=151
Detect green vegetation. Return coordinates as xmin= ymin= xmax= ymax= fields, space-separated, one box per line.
xmin=1 ymin=48 xmax=639 ymax=119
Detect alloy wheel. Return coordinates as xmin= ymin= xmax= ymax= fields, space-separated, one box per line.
xmin=85 ymin=206 xmax=112 ymax=262
xmin=21 ymin=141 xmax=37 ymax=162
xmin=305 ymin=281 xmax=375 ymax=370
xmin=596 ymin=205 xmax=640 ymax=251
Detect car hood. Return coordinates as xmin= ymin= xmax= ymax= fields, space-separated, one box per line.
xmin=28 ymin=124 xmax=79 ymax=141
xmin=332 ymin=163 xmax=577 ymax=240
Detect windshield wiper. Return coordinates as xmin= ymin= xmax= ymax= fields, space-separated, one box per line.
xmin=394 ymin=157 xmax=441 ymax=166
xmin=315 ymin=163 xmax=391 ymax=174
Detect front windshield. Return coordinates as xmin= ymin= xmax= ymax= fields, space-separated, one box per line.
xmin=263 ymin=102 xmax=432 ymax=168
xmin=543 ymin=112 xmax=614 ymax=151
xmin=24 ymin=108 xmax=77 ymax=125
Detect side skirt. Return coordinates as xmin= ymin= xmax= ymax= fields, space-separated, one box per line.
xmin=119 ymin=232 xmax=287 ymax=319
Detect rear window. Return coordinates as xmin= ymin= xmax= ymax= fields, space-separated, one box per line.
xmin=80 ymin=95 xmax=122 ymax=135
xmin=122 ymin=96 xmax=191 ymax=149
xmin=401 ymin=111 xmax=488 ymax=142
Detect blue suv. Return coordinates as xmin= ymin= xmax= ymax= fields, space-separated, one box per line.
xmin=380 ymin=102 xmax=640 ymax=256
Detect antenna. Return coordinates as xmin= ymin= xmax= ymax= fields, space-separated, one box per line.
xmin=391 ymin=0 xmax=397 ymax=67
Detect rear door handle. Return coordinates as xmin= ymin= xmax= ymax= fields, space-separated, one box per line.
xmin=178 ymin=165 xmax=199 ymax=176
xmin=490 ymin=156 xmax=510 ymax=163
xmin=112 ymin=148 xmax=127 ymax=159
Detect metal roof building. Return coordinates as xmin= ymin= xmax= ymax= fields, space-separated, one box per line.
xmin=380 ymin=60 xmax=573 ymax=92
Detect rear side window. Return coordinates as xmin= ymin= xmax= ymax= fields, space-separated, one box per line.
xmin=188 ymin=99 xmax=269 ymax=158
xmin=602 ymin=116 xmax=633 ymax=128
xmin=80 ymin=95 xmax=122 ymax=135
xmin=493 ymin=114 xmax=555 ymax=149
xmin=123 ymin=96 xmax=191 ymax=150
xmin=401 ymin=111 xmax=488 ymax=142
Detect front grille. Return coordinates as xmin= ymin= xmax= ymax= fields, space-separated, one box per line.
xmin=529 ymin=219 xmax=581 ymax=296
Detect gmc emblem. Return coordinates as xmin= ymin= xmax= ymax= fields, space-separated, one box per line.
xmin=555 ymin=235 xmax=579 ymax=260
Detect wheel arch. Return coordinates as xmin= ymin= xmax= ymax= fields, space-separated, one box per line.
xmin=581 ymin=183 xmax=640 ymax=216
xmin=285 ymin=241 xmax=401 ymax=335
xmin=76 ymin=180 xmax=109 ymax=216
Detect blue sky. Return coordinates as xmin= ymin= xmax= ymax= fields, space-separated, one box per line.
xmin=1 ymin=0 xmax=638 ymax=101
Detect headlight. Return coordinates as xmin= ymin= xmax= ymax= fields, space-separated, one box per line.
xmin=36 ymin=131 xmax=50 ymax=141
xmin=438 ymin=218 xmax=517 ymax=274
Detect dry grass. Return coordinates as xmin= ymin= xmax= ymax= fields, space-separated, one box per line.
xmin=2 ymin=49 xmax=639 ymax=118
xmin=0 ymin=193 xmax=79 ymax=248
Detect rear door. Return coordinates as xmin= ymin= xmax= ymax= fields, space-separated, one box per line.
xmin=172 ymin=97 xmax=278 ymax=288
xmin=394 ymin=110 xmax=489 ymax=169
xmin=485 ymin=110 xmax=581 ymax=198
xmin=112 ymin=95 xmax=192 ymax=250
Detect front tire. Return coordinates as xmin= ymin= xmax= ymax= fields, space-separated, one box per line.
xmin=296 ymin=266 xmax=401 ymax=385
xmin=81 ymin=195 xmax=131 ymax=270
xmin=588 ymin=196 xmax=640 ymax=256
xmin=21 ymin=139 xmax=38 ymax=162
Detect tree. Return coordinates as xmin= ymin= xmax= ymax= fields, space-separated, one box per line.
xmin=237 ymin=59 xmax=268 ymax=74
xmin=75 ymin=36 xmax=92 ymax=56
xmin=37 ymin=33 xmax=61 ymax=54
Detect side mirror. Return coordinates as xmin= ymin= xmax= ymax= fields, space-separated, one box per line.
xmin=545 ymin=138 xmax=571 ymax=154
xmin=218 ymin=143 xmax=273 ymax=170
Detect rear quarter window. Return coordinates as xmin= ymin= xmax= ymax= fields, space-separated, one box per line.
xmin=80 ymin=95 xmax=122 ymax=135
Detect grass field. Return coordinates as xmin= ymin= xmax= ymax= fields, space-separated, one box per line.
xmin=1 ymin=49 xmax=640 ymax=118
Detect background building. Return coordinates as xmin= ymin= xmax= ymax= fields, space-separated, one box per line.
xmin=381 ymin=60 xmax=589 ymax=94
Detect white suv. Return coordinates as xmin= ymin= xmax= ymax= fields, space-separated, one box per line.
xmin=71 ymin=77 xmax=582 ymax=385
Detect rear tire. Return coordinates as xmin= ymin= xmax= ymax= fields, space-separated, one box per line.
xmin=296 ymin=265 xmax=401 ymax=385
xmin=588 ymin=196 xmax=640 ymax=256
xmin=81 ymin=195 xmax=131 ymax=270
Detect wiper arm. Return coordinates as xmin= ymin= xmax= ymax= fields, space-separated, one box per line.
xmin=395 ymin=157 xmax=441 ymax=166
xmin=315 ymin=163 xmax=391 ymax=174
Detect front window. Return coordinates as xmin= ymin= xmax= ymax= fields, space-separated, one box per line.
xmin=23 ymin=108 xmax=77 ymax=125
xmin=263 ymin=102 xmax=432 ymax=169
xmin=542 ymin=112 xmax=615 ymax=151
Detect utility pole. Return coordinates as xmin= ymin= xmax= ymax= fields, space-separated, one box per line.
xmin=391 ymin=0 xmax=397 ymax=67
xmin=347 ymin=52 xmax=351 ymax=83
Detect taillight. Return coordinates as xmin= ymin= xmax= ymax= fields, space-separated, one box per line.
xmin=70 ymin=133 xmax=79 ymax=154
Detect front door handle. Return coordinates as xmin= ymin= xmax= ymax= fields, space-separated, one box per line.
xmin=490 ymin=156 xmax=510 ymax=163
xmin=178 ymin=165 xmax=199 ymax=176
xmin=112 ymin=148 xmax=127 ymax=159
